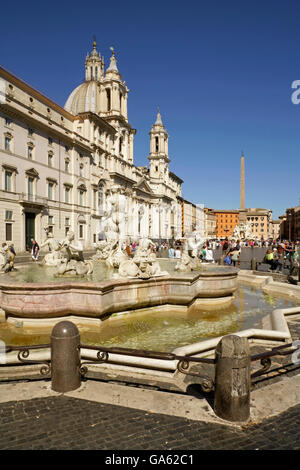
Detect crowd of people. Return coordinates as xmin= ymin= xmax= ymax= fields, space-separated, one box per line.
xmin=2 ymin=236 xmax=299 ymax=275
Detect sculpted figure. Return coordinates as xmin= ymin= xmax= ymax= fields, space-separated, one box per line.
xmin=1 ymin=243 xmax=15 ymax=273
xmin=56 ymin=230 xmax=93 ymax=276
xmin=40 ymin=232 xmax=62 ymax=266
xmin=175 ymin=240 xmax=201 ymax=272
xmin=187 ymin=231 xmax=205 ymax=258
xmin=117 ymin=238 xmax=168 ymax=279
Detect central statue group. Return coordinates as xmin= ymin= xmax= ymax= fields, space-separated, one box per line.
xmin=41 ymin=230 xmax=93 ymax=276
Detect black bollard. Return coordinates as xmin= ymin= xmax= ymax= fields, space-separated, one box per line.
xmin=51 ymin=321 xmax=81 ymax=393
xmin=214 ymin=335 xmax=251 ymax=422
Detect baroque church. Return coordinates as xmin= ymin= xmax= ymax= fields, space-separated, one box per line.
xmin=0 ymin=40 xmax=184 ymax=251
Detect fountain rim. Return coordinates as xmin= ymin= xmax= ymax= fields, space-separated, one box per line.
xmin=0 ymin=266 xmax=238 ymax=291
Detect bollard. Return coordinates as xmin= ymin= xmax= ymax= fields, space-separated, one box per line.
xmin=251 ymin=257 xmax=257 ymax=271
xmin=51 ymin=321 xmax=81 ymax=393
xmin=214 ymin=335 xmax=251 ymax=422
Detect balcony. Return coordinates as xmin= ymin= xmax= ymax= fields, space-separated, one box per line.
xmin=18 ymin=193 xmax=48 ymax=208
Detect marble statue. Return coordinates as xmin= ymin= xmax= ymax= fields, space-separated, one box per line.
xmin=56 ymin=230 xmax=93 ymax=276
xmin=0 ymin=244 xmax=15 ymax=273
xmin=175 ymin=239 xmax=201 ymax=272
xmin=40 ymin=232 xmax=62 ymax=266
xmin=232 ymin=222 xmax=253 ymax=240
xmin=117 ymin=237 xmax=168 ymax=279
xmin=187 ymin=231 xmax=205 ymax=258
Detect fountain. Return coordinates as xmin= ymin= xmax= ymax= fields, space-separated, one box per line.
xmin=0 ymin=191 xmax=239 ymax=337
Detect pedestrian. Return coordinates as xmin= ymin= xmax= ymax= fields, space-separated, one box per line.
xmin=168 ymin=246 xmax=175 ymax=258
xmin=175 ymin=247 xmax=181 ymax=259
xmin=31 ymin=239 xmax=39 ymax=261
xmin=205 ymin=246 xmax=214 ymax=263
xmin=231 ymin=248 xmax=240 ymax=267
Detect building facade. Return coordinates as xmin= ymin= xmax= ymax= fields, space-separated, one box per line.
xmin=245 ymin=208 xmax=272 ymax=240
xmin=214 ymin=210 xmax=239 ymax=238
xmin=204 ymin=208 xmax=216 ymax=238
xmin=0 ymin=42 xmax=184 ymax=251
xmin=280 ymin=206 xmax=300 ymax=240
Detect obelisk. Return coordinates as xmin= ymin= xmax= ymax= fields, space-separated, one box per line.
xmin=240 ymin=153 xmax=245 ymax=210
xmin=239 ymin=153 xmax=247 ymax=223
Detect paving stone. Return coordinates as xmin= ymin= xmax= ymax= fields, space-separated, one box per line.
xmin=0 ymin=395 xmax=299 ymax=450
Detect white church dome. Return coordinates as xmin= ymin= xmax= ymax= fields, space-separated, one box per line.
xmin=64 ymin=80 xmax=100 ymax=115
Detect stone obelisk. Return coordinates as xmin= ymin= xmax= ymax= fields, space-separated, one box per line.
xmin=239 ymin=153 xmax=247 ymax=223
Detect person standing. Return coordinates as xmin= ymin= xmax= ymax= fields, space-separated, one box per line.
xmin=175 ymin=247 xmax=181 ymax=259
xmin=168 ymin=246 xmax=175 ymax=258
xmin=31 ymin=239 xmax=39 ymax=261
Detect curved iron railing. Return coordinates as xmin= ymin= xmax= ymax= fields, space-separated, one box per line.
xmin=79 ymin=344 xmax=215 ymax=393
xmin=4 ymin=344 xmax=51 ymax=376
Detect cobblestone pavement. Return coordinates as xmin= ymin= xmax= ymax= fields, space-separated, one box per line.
xmin=0 ymin=395 xmax=299 ymax=450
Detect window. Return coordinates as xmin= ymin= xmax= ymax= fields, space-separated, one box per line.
xmin=48 ymin=137 xmax=53 ymax=145
xmin=79 ymin=164 xmax=83 ymax=177
xmin=4 ymin=171 xmax=12 ymax=192
xmin=119 ymin=137 xmax=123 ymax=155
xmin=48 ymin=182 xmax=54 ymax=200
xmin=48 ymin=215 xmax=53 ymax=225
xmin=79 ymin=224 xmax=84 ymax=239
xmin=5 ymin=223 xmax=12 ymax=241
xmin=98 ymin=183 xmax=103 ymax=208
xmin=65 ymin=159 xmax=69 ymax=172
xmin=5 ymin=210 xmax=13 ymax=220
xmin=28 ymin=128 xmax=34 ymax=136
xmin=28 ymin=177 xmax=34 ymax=197
xmin=155 ymin=137 xmax=159 ymax=152
xmin=48 ymin=152 xmax=53 ymax=167
xmin=65 ymin=145 xmax=69 ymax=153
xmin=28 ymin=144 xmax=33 ymax=160
xmin=5 ymin=136 xmax=11 ymax=151
xmin=64 ymin=187 xmax=70 ymax=203
xmin=79 ymin=190 xmax=84 ymax=206
xmin=5 ymin=117 xmax=12 ymax=127
xmin=106 ymin=89 xmax=111 ymax=111
xmin=65 ymin=217 xmax=70 ymax=226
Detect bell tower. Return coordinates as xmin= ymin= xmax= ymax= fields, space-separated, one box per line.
xmin=101 ymin=47 xmax=128 ymax=120
xmin=148 ymin=109 xmax=170 ymax=179
xmin=85 ymin=38 xmax=104 ymax=82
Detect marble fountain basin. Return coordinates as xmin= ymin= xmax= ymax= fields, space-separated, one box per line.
xmin=0 ymin=265 xmax=238 ymax=321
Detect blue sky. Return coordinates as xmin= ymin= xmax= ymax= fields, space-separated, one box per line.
xmin=1 ymin=0 xmax=300 ymax=218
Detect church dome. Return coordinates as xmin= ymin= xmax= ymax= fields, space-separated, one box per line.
xmin=64 ymin=80 xmax=100 ymax=115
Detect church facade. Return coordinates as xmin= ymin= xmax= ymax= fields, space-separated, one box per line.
xmin=0 ymin=41 xmax=184 ymax=251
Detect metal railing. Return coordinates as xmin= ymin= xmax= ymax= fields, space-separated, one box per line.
xmin=4 ymin=344 xmax=51 ymax=376
xmin=1 ymin=332 xmax=300 ymax=422
xmin=79 ymin=344 xmax=215 ymax=393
